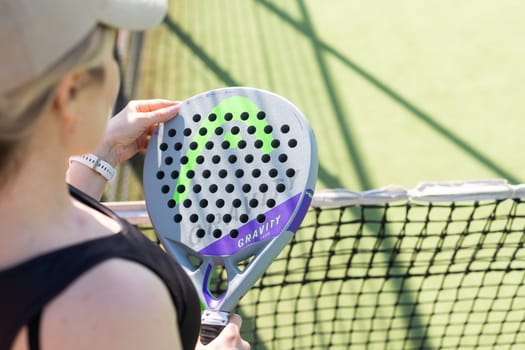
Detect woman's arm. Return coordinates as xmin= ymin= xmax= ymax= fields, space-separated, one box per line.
xmin=41 ymin=259 xmax=183 ymax=350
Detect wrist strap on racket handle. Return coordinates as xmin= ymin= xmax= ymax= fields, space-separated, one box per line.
xmin=200 ymin=310 xmax=229 ymax=345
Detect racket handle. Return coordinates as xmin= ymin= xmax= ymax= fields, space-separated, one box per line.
xmin=200 ymin=310 xmax=229 ymax=345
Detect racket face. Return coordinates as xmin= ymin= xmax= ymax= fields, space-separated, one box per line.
xmin=144 ymin=87 xmax=317 ymax=309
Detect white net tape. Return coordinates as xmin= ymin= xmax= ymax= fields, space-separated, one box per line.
xmin=105 ymin=179 xmax=525 ymax=223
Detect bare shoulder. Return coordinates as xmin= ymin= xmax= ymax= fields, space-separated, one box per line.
xmin=41 ymin=259 xmax=183 ymax=350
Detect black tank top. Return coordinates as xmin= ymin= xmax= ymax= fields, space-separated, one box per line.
xmin=0 ymin=186 xmax=200 ymax=350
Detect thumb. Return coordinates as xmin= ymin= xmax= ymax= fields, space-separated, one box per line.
xmin=139 ymin=103 xmax=181 ymax=125
xmin=131 ymin=99 xmax=180 ymax=112
xmin=228 ymin=313 xmax=243 ymax=329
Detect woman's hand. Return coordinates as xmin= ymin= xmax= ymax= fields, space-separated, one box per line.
xmin=196 ymin=314 xmax=251 ymax=350
xmin=67 ymin=99 xmax=180 ymax=199
xmin=97 ymin=99 xmax=181 ymax=167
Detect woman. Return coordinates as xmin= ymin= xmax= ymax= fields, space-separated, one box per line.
xmin=0 ymin=1 xmax=250 ymax=349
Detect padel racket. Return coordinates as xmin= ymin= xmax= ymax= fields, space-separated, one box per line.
xmin=143 ymin=87 xmax=317 ymax=344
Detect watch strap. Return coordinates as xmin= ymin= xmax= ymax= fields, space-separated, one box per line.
xmin=69 ymin=154 xmax=116 ymax=182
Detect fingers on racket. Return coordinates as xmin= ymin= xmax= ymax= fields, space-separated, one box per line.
xmin=144 ymin=87 xmax=317 ymax=256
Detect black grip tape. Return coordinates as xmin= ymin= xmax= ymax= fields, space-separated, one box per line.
xmin=200 ymin=323 xmax=226 ymax=345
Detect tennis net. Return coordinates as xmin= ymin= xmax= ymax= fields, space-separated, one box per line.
xmin=107 ymin=179 xmax=525 ymax=349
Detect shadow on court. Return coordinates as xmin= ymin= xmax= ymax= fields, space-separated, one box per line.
xmin=254 ymin=0 xmax=520 ymax=186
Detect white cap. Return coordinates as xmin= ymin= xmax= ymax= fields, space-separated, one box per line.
xmin=0 ymin=0 xmax=167 ymax=95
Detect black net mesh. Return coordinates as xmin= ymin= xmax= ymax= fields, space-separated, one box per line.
xmin=138 ymin=196 xmax=525 ymax=349
xmin=241 ymin=198 xmax=523 ymax=348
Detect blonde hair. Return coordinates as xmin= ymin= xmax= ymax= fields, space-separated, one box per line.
xmin=0 ymin=25 xmax=116 ymax=186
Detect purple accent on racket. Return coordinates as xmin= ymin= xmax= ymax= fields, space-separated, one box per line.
xmin=198 ymin=192 xmax=301 ymax=256
xmin=288 ymin=189 xmax=314 ymax=232
xmin=202 ymin=264 xmax=225 ymax=309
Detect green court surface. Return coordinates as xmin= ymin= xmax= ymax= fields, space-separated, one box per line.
xmin=138 ymin=0 xmax=525 ymax=193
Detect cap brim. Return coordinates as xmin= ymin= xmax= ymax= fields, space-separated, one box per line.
xmin=96 ymin=0 xmax=167 ymax=31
